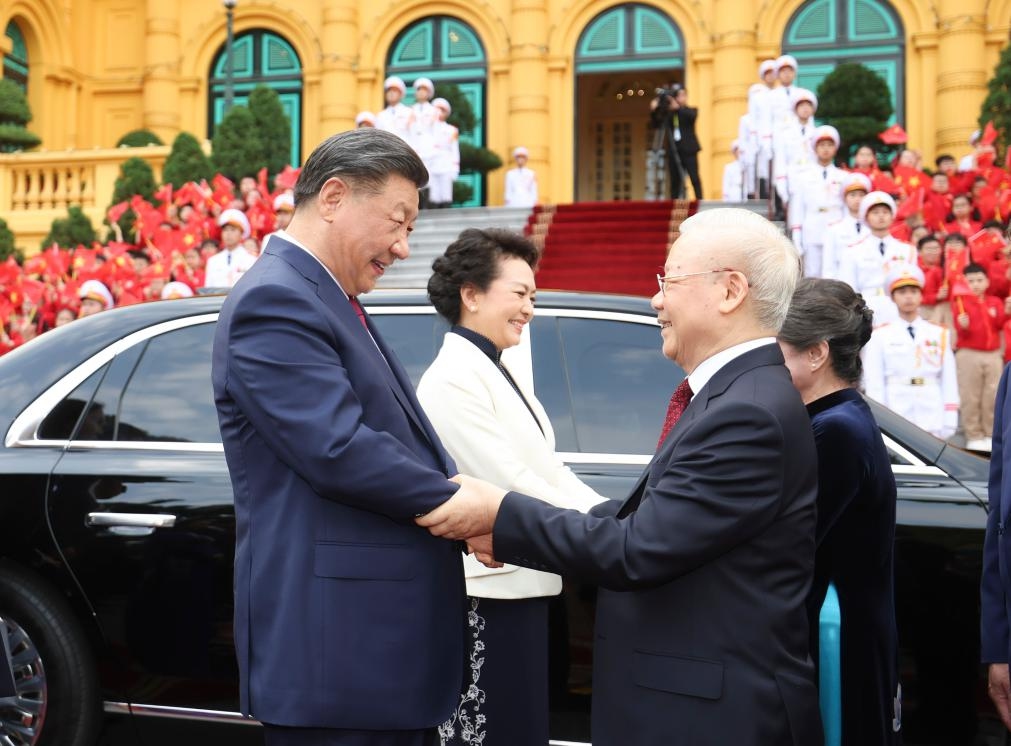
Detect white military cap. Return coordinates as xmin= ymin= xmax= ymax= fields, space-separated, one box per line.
xmin=791 ymin=88 xmax=817 ymax=111
xmin=886 ymin=264 xmax=925 ymax=293
xmin=79 ymin=279 xmax=113 ymax=310
xmin=859 ymin=191 xmax=897 ymax=222
xmin=383 ymin=76 xmax=406 ymax=93
xmin=413 ymin=77 xmax=434 ymax=93
xmin=217 ymin=208 xmax=251 ymax=239
xmin=776 ymin=54 xmax=798 ymax=71
xmin=512 ymin=146 xmax=529 ymax=159
xmin=432 ymin=98 xmax=451 ymax=114
xmin=355 ymin=111 xmax=376 ymax=126
xmin=812 ymin=125 xmax=840 ymax=147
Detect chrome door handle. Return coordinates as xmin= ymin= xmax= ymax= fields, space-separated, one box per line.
xmin=86 ymin=512 xmax=177 ymax=529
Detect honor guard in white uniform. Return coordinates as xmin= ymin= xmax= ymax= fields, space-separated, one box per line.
xmin=862 ymin=264 xmax=960 ymax=438
xmin=773 ymin=88 xmax=819 ymax=204
xmin=787 ymin=125 xmax=846 ymax=277
xmin=721 ymin=140 xmax=746 ymax=202
xmin=837 ymin=191 xmax=916 ymax=326
xmin=822 ymin=172 xmax=872 ymax=280
xmin=768 ymin=55 xmax=799 ymax=135
xmin=747 ymin=59 xmax=778 ymax=194
xmin=410 ymin=77 xmax=438 ymax=173
xmin=428 ymin=98 xmax=460 ymax=208
xmin=205 ymin=209 xmax=256 ymax=289
xmin=375 ymin=76 xmax=415 ymax=143
xmin=504 ymin=146 xmax=538 ymax=208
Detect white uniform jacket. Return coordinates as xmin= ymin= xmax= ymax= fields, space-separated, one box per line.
xmin=417 ymin=331 xmax=606 ymax=599
xmin=203 ymin=246 xmax=256 ymax=289
xmin=773 ymin=119 xmax=818 ymax=203
xmin=837 ymin=233 xmax=916 ymax=325
xmin=788 ymin=163 xmax=846 ymax=274
xmin=504 ymin=167 xmax=538 ymax=208
xmin=375 ymin=103 xmax=415 ymax=143
xmin=862 ymin=317 xmax=959 ymax=438
xmin=821 ymin=214 xmax=865 ymax=280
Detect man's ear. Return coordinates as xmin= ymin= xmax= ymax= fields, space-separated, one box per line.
xmin=719 ymin=270 xmax=749 ymax=314
xmin=318 ymin=177 xmax=351 ymax=222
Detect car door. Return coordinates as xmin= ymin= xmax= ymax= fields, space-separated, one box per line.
xmin=42 ymin=316 xmax=259 ymax=744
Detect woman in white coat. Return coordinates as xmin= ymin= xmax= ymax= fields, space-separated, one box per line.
xmin=418 ymin=228 xmax=606 ymax=746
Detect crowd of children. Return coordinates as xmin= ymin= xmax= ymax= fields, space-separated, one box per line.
xmin=722 ymin=52 xmax=1011 ymax=450
xmin=0 ymin=169 xmax=298 ymax=355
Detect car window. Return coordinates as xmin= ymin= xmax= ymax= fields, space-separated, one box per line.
xmin=71 ymin=343 xmax=146 ymax=441
xmin=529 ymin=316 xmax=578 ymax=452
xmin=556 ymin=317 xmax=681 ymax=454
xmin=369 ymin=312 xmax=448 ymax=387
xmin=37 ymin=362 xmax=109 ymax=440
xmin=115 ymin=323 xmax=219 ymax=443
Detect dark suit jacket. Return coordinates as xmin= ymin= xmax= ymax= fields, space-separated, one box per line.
xmin=650 ymin=104 xmax=701 ymax=155
xmin=212 ymin=237 xmax=466 ymax=729
xmin=982 ymin=363 xmax=1011 ymax=666
xmin=673 ymin=106 xmax=701 ymax=154
xmin=494 ymin=344 xmax=822 ymax=745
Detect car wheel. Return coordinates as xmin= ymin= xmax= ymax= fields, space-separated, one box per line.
xmin=0 ymin=568 xmax=100 ymax=746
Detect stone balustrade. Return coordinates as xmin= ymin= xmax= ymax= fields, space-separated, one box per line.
xmin=0 ymin=146 xmax=170 ymax=253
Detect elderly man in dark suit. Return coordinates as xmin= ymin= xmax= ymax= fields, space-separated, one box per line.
xmin=983 ymin=362 xmax=1011 ymax=731
xmin=420 ymin=207 xmax=822 ymax=745
xmin=213 ymin=129 xmax=478 ymax=746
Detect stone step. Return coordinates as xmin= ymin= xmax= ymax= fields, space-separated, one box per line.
xmin=377 ymin=206 xmax=534 ymax=289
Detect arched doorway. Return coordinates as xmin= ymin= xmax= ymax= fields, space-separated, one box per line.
xmin=4 ymin=20 xmax=28 ymax=91
xmin=386 ymin=16 xmax=487 ymax=206
xmin=783 ymin=0 xmax=905 ymax=126
xmin=208 ymin=30 xmax=303 ymax=166
xmin=574 ymin=4 xmax=684 ymax=201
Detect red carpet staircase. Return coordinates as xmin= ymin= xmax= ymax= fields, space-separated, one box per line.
xmin=526 ymin=200 xmax=698 ymax=297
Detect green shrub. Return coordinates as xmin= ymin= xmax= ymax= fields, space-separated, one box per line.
xmin=162 ymin=132 xmax=214 ymax=188
xmin=0 ymin=79 xmax=40 ymax=152
xmin=116 ymin=129 xmax=164 ymax=148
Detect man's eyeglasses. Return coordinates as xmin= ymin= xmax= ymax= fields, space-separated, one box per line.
xmin=656 ymin=268 xmax=740 ymax=294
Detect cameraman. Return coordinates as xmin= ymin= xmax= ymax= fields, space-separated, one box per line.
xmin=649 ymin=83 xmax=703 ymax=200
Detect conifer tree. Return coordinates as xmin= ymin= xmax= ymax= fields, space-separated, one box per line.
xmin=979 ymin=40 xmax=1011 ymax=152
xmin=0 ymin=216 xmax=19 ymax=262
xmin=248 ymin=86 xmax=292 ymax=178
xmin=42 ymin=206 xmax=97 ymax=249
xmin=106 ymin=157 xmax=158 ymax=240
xmin=816 ymin=63 xmax=893 ymax=162
xmin=116 ymin=129 xmax=164 ymax=148
xmin=211 ymin=105 xmax=265 ymax=184
xmin=0 ymin=78 xmax=41 ymax=152
xmin=162 ymin=132 xmax=214 ymax=188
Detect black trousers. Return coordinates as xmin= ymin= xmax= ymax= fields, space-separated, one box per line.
xmin=262 ymin=725 xmax=440 ymax=746
xmin=676 ymin=150 xmax=703 ymax=200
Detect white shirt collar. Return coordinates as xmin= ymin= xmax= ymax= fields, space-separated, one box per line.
xmin=687 ymin=337 xmax=778 ymax=400
xmin=272 ymin=230 xmax=347 ymax=299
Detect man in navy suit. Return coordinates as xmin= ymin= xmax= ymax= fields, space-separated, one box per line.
xmin=982 ymin=362 xmax=1011 ymax=731
xmin=421 ymin=208 xmax=823 ymax=745
xmin=213 ymin=129 xmax=474 ymax=746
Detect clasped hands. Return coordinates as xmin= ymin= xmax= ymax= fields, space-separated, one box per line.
xmin=415 ymin=474 xmax=506 ymax=567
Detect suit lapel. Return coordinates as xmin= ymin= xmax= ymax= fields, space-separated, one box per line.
xmin=266 ymin=239 xmax=445 ymax=461
xmin=613 ymin=344 xmax=783 ymax=519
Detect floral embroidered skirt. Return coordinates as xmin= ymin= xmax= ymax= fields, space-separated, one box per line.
xmin=439 ymin=596 xmax=550 ymax=746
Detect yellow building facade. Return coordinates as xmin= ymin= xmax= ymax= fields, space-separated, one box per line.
xmin=1 ymin=0 xmax=1009 ymax=217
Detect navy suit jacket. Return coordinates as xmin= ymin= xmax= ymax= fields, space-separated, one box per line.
xmin=212 ymin=237 xmax=466 ymax=729
xmin=982 ymin=363 xmax=1011 ymax=666
xmin=494 ymin=344 xmax=822 ymax=745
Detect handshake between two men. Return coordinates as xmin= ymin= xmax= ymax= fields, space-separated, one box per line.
xmin=416 ymin=474 xmax=508 ymax=568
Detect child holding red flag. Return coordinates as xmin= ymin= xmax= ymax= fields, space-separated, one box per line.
xmin=952 ymin=263 xmax=1006 ymax=451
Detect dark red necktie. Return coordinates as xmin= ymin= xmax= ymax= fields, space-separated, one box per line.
xmin=348 ymin=297 xmax=368 ymax=329
xmin=657 ymin=378 xmax=693 ymax=449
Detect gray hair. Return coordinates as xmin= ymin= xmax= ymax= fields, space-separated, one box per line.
xmin=676 ymin=208 xmax=800 ymax=331
xmin=293 ymin=129 xmax=429 ymax=206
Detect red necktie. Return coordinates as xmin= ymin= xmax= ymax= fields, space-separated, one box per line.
xmin=348 ymin=297 xmax=368 ymax=329
xmin=657 ymin=378 xmax=693 ymax=449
